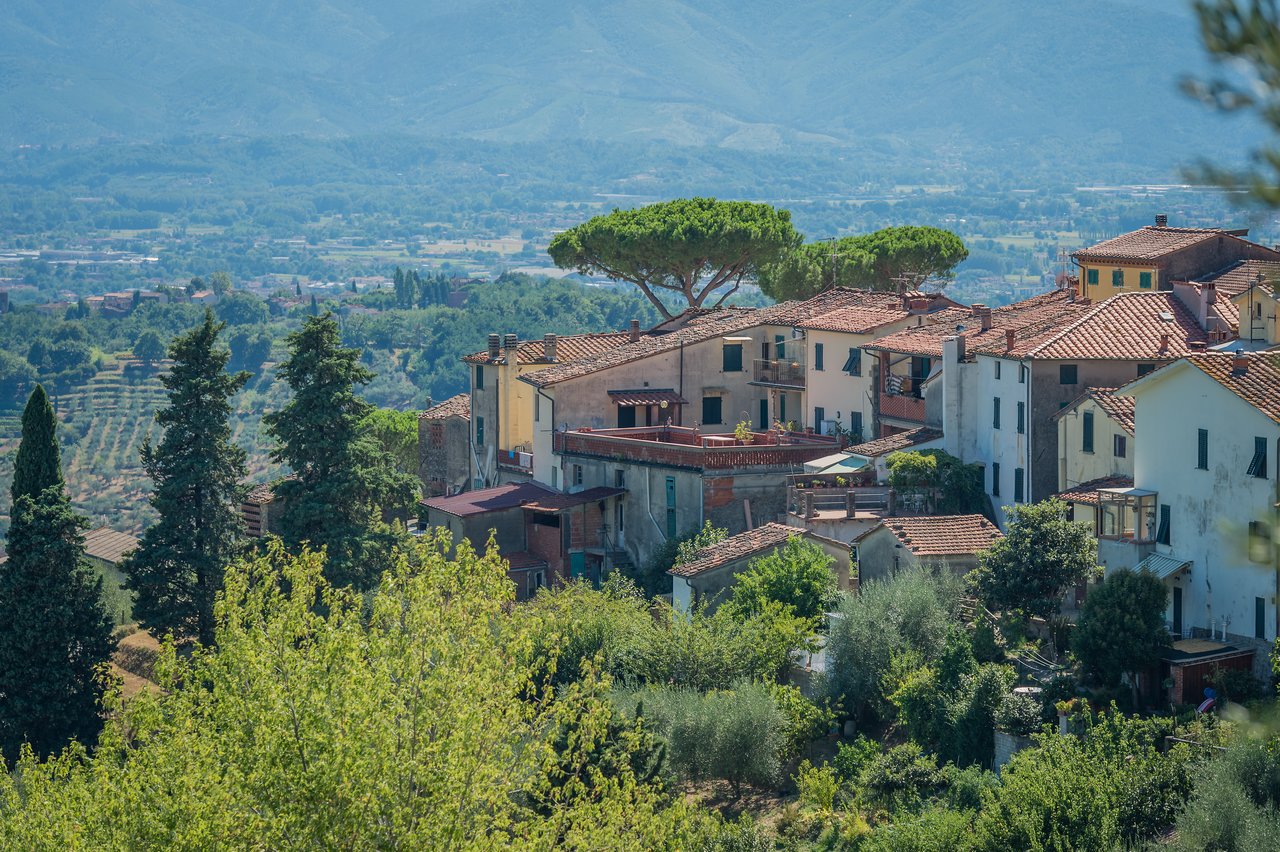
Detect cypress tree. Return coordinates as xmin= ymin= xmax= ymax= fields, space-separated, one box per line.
xmin=122 ymin=312 xmax=249 ymax=646
xmin=263 ymin=313 xmax=418 ymax=588
xmin=11 ymin=384 xmax=62 ymax=504
xmin=0 ymin=388 xmax=113 ymax=764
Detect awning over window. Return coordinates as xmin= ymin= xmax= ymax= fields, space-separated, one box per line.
xmin=1134 ymin=552 xmax=1191 ymax=580
xmin=607 ymin=389 xmax=688 ymax=407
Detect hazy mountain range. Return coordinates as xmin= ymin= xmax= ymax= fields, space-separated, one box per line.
xmin=0 ymin=0 xmax=1258 ymax=175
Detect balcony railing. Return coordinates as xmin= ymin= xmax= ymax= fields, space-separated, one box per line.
xmin=752 ymin=357 xmax=806 ymax=388
xmin=496 ymin=448 xmax=534 ymax=473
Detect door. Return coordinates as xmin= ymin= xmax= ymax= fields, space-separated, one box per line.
xmin=1172 ymin=587 xmax=1183 ymax=637
xmin=569 ymin=551 xmax=586 ymax=579
xmin=759 ymin=399 xmax=768 ymax=430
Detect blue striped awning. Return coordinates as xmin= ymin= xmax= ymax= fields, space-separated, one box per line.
xmin=1135 ymin=553 xmax=1191 ymax=580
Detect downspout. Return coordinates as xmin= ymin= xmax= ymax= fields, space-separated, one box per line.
xmin=679 ymin=340 xmax=685 ymax=426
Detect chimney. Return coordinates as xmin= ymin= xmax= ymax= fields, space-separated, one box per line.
xmin=1155 ymin=213 xmax=1169 ymax=227
xmin=487 ymin=333 xmax=500 ymax=360
xmin=629 ymin=319 xmax=641 ymax=342
xmin=1200 ymin=280 xmax=1216 ymax=326
xmin=1005 ymin=328 xmax=1016 ymax=352
xmin=908 ymin=298 xmax=929 ymax=314
xmin=971 ymin=304 xmax=993 ymax=331
xmin=543 ymin=333 xmax=558 ymax=362
xmin=953 ymin=332 xmax=966 ymax=363
xmin=1233 ymin=349 xmax=1251 ymax=375
xmin=1159 ymin=332 xmax=1170 ymax=352
xmin=503 ymin=333 xmax=518 ymax=359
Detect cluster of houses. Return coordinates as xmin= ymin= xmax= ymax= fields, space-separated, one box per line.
xmin=414 ymin=216 xmax=1280 ymax=698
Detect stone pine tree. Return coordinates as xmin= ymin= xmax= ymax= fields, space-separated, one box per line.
xmin=122 ymin=312 xmax=249 ymax=646
xmin=263 ymin=313 xmax=418 ymax=588
xmin=0 ymin=386 xmax=113 ymax=764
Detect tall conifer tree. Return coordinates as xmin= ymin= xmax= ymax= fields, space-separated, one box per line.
xmin=0 ymin=387 xmax=113 ymax=764
xmin=123 ymin=312 xmax=249 ymax=646
xmin=264 ymin=313 xmax=417 ymax=588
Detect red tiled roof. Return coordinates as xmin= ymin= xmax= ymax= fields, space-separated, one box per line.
xmin=1192 ymin=259 xmax=1280 ymax=301
xmin=796 ymin=304 xmax=914 ymax=334
xmin=607 ymin=389 xmax=688 ymax=407
xmin=1054 ymin=476 xmax=1135 ymax=506
xmin=1053 ymin=387 xmax=1136 ymax=435
xmin=462 ymin=331 xmax=632 ymax=365
xmin=503 ymin=551 xmax=549 ymax=571
xmin=522 ymin=289 xmax=889 ymax=389
xmin=848 ymin=427 xmax=944 ymax=457
xmin=421 ymin=482 xmax=557 ymax=517
xmin=871 ymin=290 xmax=1083 ymax=359
xmin=243 ymin=474 xmax=297 ymax=506
xmin=1023 ymin=292 xmax=1210 ymax=361
xmin=1183 ymin=351 xmax=1280 ymax=425
xmin=1072 ymin=226 xmax=1259 ymax=263
xmin=419 ymin=393 xmax=470 ymax=421
xmin=669 ymin=522 xmax=811 ymax=579
xmin=521 ymin=486 xmax=626 ymax=511
xmin=855 ymin=514 xmax=1002 ymax=557
xmin=83 ymin=527 xmax=139 ymax=564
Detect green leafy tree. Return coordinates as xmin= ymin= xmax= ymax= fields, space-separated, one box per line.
xmin=886 ymin=449 xmax=988 ymax=515
xmin=123 ymin=312 xmax=249 ymax=646
xmin=132 ymin=329 xmax=166 ymax=365
xmin=264 ymin=313 xmax=418 ymax=588
xmin=726 ymin=536 xmax=837 ymax=621
xmin=548 ymin=198 xmax=801 ymax=319
xmin=758 ymin=226 xmax=968 ymax=300
xmin=1071 ymin=568 xmax=1170 ymax=691
xmin=971 ymin=499 xmax=1098 ymax=622
xmin=0 ymin=536 xmax=705 ymax=847
xmin=207 ymin=270 xmax=233 ymax=296
xmin=0 ymin=350 xmax=35 ymax=408
xmin=0 ymin=387 xmax=113 ymax=764
xmin=10 ymin=384 xmax=63 ymax=503
xmin=360 ymin=407 xmax=419 ymax=478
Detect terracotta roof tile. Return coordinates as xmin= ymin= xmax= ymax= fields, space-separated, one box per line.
xmin=856 ymin=514 xmax=1002 ymax=557
xmin=796 ymin=304 xmax=914 ymax=334
xmin=848 ymin=427 xmax=944 ymax=457
xmin=1183 ymin=351 xmax=1280 ymax=425
xmin=1023 ymin=292 xmax=1210 ymax=360
xmin=421 ymin=482 xmax=558 ymax=517
xmin=1192 ymin=259 xmax=1280 ymax=301
xmin=1054 ymin=475 xmax=1135 ymax=506
xmin=462 ymin=331 xmax=633 ymax=365
xmin=82 ymin=527 xmax=139 ymax=564
xmin=419 ymin=393 xmax=470 ymax=421
xmin=1072 ymin=226 xmax=1256 ymax=263
xmin=872 ymin=290 xmax=1083 ymax=359
xmin=669 ymin=522 xmax=811 ymax=578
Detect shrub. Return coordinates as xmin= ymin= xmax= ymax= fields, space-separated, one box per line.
xmin=795 ymin=759 xmax=840 ymax=812
xmin=861 ymin=742 xmax=941 ymax=813
xmin=832 ymin=736 xmax=880 ymax=785
xmin=767 ymin=683 xmax=834 ymax=760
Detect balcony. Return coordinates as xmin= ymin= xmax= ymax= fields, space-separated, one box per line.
xmin=751 ymin=357 xmax=806 ymax=389
xmin=554 ymin=425 xmax=839 ymax=472
xmin=496 ymin=448 xmax=534 ymax=474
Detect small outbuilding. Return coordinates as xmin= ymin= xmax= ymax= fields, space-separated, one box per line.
xmin=852 ymin=514 xmax=1002 ymax=585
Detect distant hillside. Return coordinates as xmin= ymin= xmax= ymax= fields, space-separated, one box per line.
xmin=0 ymin=0 xmax=1256 ymax=175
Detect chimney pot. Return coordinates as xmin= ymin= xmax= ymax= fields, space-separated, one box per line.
xmin=1159 ymin=332 xmax=1170 ymax=351
xmin=629 ymin=319 xmax=640 ymax=342
xmin=487 ymin=333 xmax=500 ymax=360
xmin=504 ymin=333 xmax=518 ymax=352
xmin=544 ymin=333 xmax=558 ymax=362
xmin=1155 ymin=214 xmax=1169 ymax=227
xmin=1233 ymin=350 xmax=1251 ymax=375
xmin=1005 ymin=328 xmax=1016 ymax=351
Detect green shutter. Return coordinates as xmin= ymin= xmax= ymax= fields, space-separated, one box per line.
xmin=1139 ymin=271 xmax=1152 ymax=289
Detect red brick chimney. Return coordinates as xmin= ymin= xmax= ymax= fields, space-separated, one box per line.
xmin=1233 ymin=350 xmax=1251 ymax=375
xmin=629 ymin=319 xmax=641 ymax=342
xmin=1005 ymin=329 xmax=1016 ymax=351
xmin=971 ymin=304 xmax=993 ymax=331
xmin=1159 ymin=332 xmax=1170 ymax=353
xmin=1155 ymin=213 xmax=1169 ymax=227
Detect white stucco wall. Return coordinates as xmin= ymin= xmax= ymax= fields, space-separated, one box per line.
xmin=1056 ymin=397 xmax=1134 ymax=492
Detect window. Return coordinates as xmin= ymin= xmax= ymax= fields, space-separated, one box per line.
xmin=1248 ymin=436 xmax=1268 ymax=478
xmin=534 ymin=394 xmax=540 ymax=422
xmin=615 ymin=502 xmax=624 ymax=535
xmin=1139 ymin=271 xmax=1152 ymax=289
xmin=572 ymin=464 xmax=583 ymax=486
xmin=1019 ymin=364 xmax=1027 ymax=384
xmin=843 ymin=347 xmax=862 ymax=376
xmin=1082 ymin=411 xmax=1094 ymax=453
xmin=994 ymin=361 xmax=1002 ymax=380
xmin=1114 ymin=434 xmax=1127 ymax=458
xmin=1016 ymin=401 xmax=1025 ymax=434
xmin=701 ymin=396 xmax=723 ymax=425
xmin=814 ymin=342 xmax=824 ymax=371
xmin=1197 ymin=428 xmax=1208 ymax=470
xmin=1249 ymin=520 xmax=1272 ymax=563
xmin=1014 ymin=467 xmax=1025 ymax=503
xmin=815 ymin=406 xmax=826 ymax=428
xmin=1060 ymin=364 xmax=1078 ymax=384
xmin=617 ymin=406 xmax=636 ymax=428
xmin=1137 ymin=363 xmax=1155 ymax=377
xmin=722 ymin=343 xmax=743 ymax=372
xmin=1156 ymin=504 xmax=1170 ymax=545
xmin=531 ymin=570 xmax=546 ymax=593
xmin=475 ymin=365 xmax=485 ymax=390
xmin=774 ymin=334 xmax=786 ymax=360
xmin=476 ymin=416 xmax=485 ymax=447
xmin=1112 ymin=269 xmax=1125 ymax=287
xmin=665 ymin=477 xmax=677 ymax=539
xmin=850 ymin=411 xmax=864 ymax=440
xmin=551 ymin=467 xmax=559 ymax=489
xmin=1086 ymin=268 xmax=1099 ymax=286
xmin=993 ymin=397 xmax=1001 ymax=429
xmin=1258 ymin=597 xmax=1268 ymax=641
xmin=991 ymin=462 xmax=1001 ymax=497
xmin=615 ymin=469 xmax=626 ymax=488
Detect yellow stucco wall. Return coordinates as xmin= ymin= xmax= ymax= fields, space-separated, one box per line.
xmin=1078 ymin=262 xmax=1158 ymax=301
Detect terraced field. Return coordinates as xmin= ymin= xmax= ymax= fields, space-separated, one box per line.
xmin=0 ymin=360 xmax=289 ymax=537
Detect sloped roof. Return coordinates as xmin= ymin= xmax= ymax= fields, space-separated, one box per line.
xmin=1072 ymin=226 xmax=1258 ymax=263
xmin=419 ymin=393 xmax=470 ymax=421
xmin=607 ymin=389 xmax=687 ymax=407
xmin=520 ymin=486 xmax=626 ymax=511
xmin=1183 ymin=351 xmax=1280 ymax=425
xmin=669 ymin=522 xmax=812 ymax=579
xmin=1193 ymin=259 xmax=1280 ymax=301
xmin=796 ymin=304 xmax=915 ymax=334
xmin=848 ymin=427 xmax=944 ymax=457
xmin=855 ymin=514 xmax=1002 ymax=556
xmin=1053 ymin=387 xmax=1135 ymax=435
xmin=1022 ymin=292 xmax=1210 ymax=361
xmin=872 ymin=289 xmax=1083 ymax=359
xmin=421 ymin=482 xmax=558 ymax=517
xmin=83 ymin=527 xmax=139 ymax=564
xmin=503 ymin=551 xmax=549 ymax=571
xmin=462 ymin=331 xmax=633 ymax=365
xmin=1054 ymin=475 xmax=1135 ymax=506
